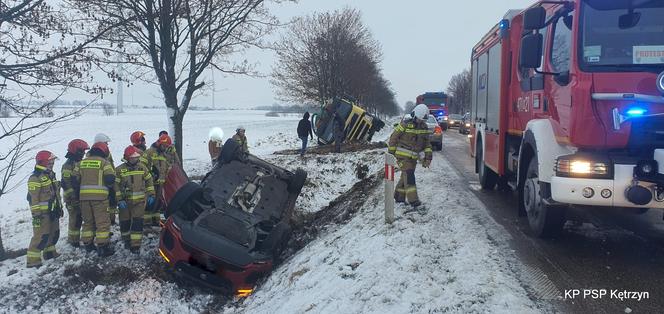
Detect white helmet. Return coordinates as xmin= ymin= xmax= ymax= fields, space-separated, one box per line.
xmin=412 ymin=104 xmax=429 ymax=120
xmin=208 ymin=127 xmax=224 ymax=142
xmin=94 ymin=133 xmax=111 ymax=144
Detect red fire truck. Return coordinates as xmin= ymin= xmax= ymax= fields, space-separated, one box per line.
xmin=416 ymin=92 xmax=449 ymax=128
xmin=470 ymin=0 xmax=664 ymax=237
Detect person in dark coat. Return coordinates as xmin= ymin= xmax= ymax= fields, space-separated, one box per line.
xmin=297 ymin=112 xmax=314 ymax=157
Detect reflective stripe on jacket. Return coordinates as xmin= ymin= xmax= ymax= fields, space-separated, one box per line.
xmin=27 ymin=166 xmax=61 ymax=215
xmin=388 ymin=118 xmax=433 ymax=161
xmin=73 ymin=156 xmax=115 ymax=201
xmin=115 ymin=162 xmax=155 ymax=202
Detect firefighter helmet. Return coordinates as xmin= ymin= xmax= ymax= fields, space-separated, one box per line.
xmin=208 ymin=127 xmax=224 ymax=142
xmin=36 ymin=150 xmax=57 ymax=167
xmin=67 ymin=139 xmax=90 ymax=155
xmin=159 ymin=130 xmax=168 ymax=137
xmin=130 ymin=131 xmax=146 ymax=146
xmin=156 ymin=134 xmax=172 ymax=147
xmin=236 ymin=126 xmax=245 ymax=132
xmin=91 ymin=142 xmax=110 ymax=157
xmin=123 ymin=145 xmax=141 ymax=159
xmin=94 ymin=133 xmax=111 ymax=144
xmin=412 ymin=104 xmax=429 ymax=120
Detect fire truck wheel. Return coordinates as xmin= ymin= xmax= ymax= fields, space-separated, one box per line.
xmin=523 ymin=156 xmax=566 ymax=238
xmin=477 ymin=140 xmax=497 ymax=190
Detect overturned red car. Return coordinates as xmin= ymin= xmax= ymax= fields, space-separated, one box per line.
xmin=158 ymin=139 xmax=307 ymax=296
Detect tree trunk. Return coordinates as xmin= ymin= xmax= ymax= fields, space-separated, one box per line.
xmin=0 ymin=226 xmax=6 ymax=261
xmin=173 ymin=114 xmax=184 ymax=162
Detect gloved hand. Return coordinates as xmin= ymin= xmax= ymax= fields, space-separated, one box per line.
xmin=147 ymin=196 xmax=156 ymax=207
xmin=422 ymin=159 xmax=431 ymax=168
xmin=118 ymin=200 xmax=127 ymax=210
xmin=32 ymin=215 xmax=42 ymax=228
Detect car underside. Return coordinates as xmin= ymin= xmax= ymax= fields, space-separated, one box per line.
xmin=158 ymin=138 xmax=307 ymax=295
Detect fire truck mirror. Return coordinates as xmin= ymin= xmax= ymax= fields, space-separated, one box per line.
xmin=519 ymin=33 xmax=543 ymax=69
xmin=523 ymin=6 xmax=546 ymax=30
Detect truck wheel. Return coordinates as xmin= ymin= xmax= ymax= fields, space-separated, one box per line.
xmin=477 ymin=140 xmax=497 ymax=190
xmin=522 ymin=156 xmax=566 ymax=238
xmin=287 ymin=169 xmax=307 ymax=194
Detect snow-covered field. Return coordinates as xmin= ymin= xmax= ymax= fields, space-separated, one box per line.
xmin=0 ymin=109 xmax=550 ymax=313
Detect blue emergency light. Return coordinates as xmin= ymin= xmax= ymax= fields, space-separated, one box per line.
xmin=626 ymin=107 xmax=647 ymax=117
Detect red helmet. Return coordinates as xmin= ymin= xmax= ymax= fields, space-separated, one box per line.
xmin=67 ymin=139 xmax=90 ymax=155
xmin=156 ymin=134 xmax=172 ymax=147
xmin=91 ymin=142 xmax=110 ymax=157
xmin=130 ymin=131 xmax=146 ymax=146
xmin=36 ymin=150 xmax=57 ymax=167
xmin=123 ymin=145 xmax=141 ymax=159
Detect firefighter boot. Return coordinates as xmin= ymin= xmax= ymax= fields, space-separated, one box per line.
xmin=43 ymin=246 xmax=60 ymax=260
xmin=130 ymin=247 xmax=140 ymax=254
xmin=97 ymin=244 xmax=115 ymax=257
xmin=84 ymin=243 xmax=96 ymax=253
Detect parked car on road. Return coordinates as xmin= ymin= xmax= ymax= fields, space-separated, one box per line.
xmin=459 ymin=113 xmax=471 ymax=135
xmin=426 ymin=115 xmax=443 ymax=151
xmin=447 ymin=114 xmax=464 ymax=129
xmin=159 ymin=139 xmax=307 ymax=296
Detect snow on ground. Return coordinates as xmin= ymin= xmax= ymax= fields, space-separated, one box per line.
xmin=229 ymin=152 xmax=544 ymax=314
xmin=1 ymin=108 xmax=301 ymax=251
xmin=0 ymin=110 xmax=549 ymax=313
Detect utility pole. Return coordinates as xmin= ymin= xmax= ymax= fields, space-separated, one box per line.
xmin=116 ymin=56 xmax=124 ymax=114
xmin=211 ymin=66 xmax=215 ymax=109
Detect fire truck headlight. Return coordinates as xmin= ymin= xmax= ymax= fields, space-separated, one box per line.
xmin=555 ymin=155 xmax=612 ymax=179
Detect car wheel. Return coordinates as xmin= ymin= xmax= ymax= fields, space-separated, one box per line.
xmin=165 ymin=182 xmax=202 ymax=219
xmin=477 ymin=140 xmax=497 ymax=190
xmin=287 ymin=168 xmax=308 ymax=194
xmin=522 ymin=156 xmax=566 ymax=238
xmin=261 ymin=221 xmax=291 ymax=258
xmin=219 ymin=138 xmax=241 ymax=164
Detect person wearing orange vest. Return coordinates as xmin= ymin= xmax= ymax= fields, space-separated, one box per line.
xmin=72 ymin=142 xmax=116 ymax=256
xmin=115 ymin=146 xmax=155 ymax=253
xmin=26 ymin=151 xmax=63 ymax=268
xmin=61 ymin=139 xmax=89 ymax=247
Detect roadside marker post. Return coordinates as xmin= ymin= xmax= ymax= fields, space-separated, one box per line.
xmin=385 ymin=153 xmax=396 ymax=224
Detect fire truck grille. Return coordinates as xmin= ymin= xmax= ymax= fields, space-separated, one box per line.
xmin=629 ymin=116 xmax=664 ymax=148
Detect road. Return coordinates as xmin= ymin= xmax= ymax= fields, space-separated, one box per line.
xmin=440 ymin=130 xmax=664 ymax=313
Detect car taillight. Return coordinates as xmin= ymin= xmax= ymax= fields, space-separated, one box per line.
xmin=434 ymin=126 xmax=442 ymax=134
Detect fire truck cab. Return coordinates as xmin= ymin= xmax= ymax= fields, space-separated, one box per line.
xmin=470 ymin=0 xmax=664 ymax=237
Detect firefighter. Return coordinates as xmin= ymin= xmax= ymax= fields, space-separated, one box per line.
xmin=61 ymin=139 xmax=89 ymax=248
xmin=115 ymin=146 xmax=155 ymax=253
xmin=388 ymin=104 xmax=433 ymax=212
xmin=157 ymin=130 xmax=181 ymax=165
xmin=91 ymin=133 xmax=118 ymax=225
xmin=141 ymin=134 xmax=174 ymax=226
xmin=130 ymin=131 xmax=147 ymax=152
xmin=73 ymin=142 xmax=116 ymax=256
xmin=232 ymin=126 xmax=249 ymax=153
xmin=26 ymin=151 xmax=63 ymax=268
xmin=208 ymin=127 xmax=224 ymax=163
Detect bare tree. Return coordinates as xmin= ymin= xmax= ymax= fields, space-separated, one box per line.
xmin=0 ymin=0 xmax=107 ymax=261
xmin=446 ymin=69 xmax=472 ymax=114
xmin=272 ymin=7 xmax=399 ymax=116
xmin=73 ymin=0 xmax=281 ymax=159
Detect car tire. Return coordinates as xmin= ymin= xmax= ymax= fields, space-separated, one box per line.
xmin=165 ymin=182 xmax=202 ymax=219
xmin=522 ymin=156 xmax=566 ymax=238
xmin=287 ymin=168 xmax=307 ymax=194
xmin=477 ymin=140 xmax=497 ymax=190
xmin=219 ymin=138 xmax=241 ymax=164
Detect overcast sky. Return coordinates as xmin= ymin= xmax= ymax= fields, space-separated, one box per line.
xmin=65 ymin=0 xmax=535 ymax=109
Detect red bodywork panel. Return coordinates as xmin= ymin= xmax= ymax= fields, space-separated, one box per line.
xmin=161 ymin=164 xmax=189 ymax=207
xmin=160 ymin=217 xmax=273 ymax=292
